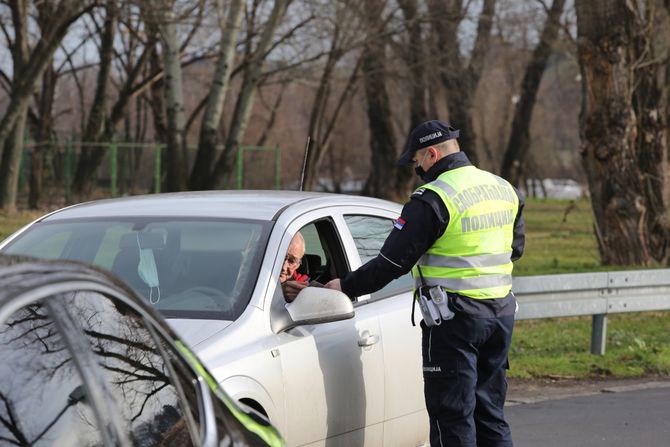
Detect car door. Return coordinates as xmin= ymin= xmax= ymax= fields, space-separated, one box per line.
xmin=336 ymin=207 xmax=428 ymax=446
xmin=62 ymin=288 xmax=280 ymax=447
xmin=269 ymin=212 xmax=385 ymax=446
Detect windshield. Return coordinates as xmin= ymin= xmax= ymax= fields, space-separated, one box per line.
xmin=2 ymin=217 xmax=272 ymax=320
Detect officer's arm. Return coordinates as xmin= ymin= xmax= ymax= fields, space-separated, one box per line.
xmin=340 ymin=190 xmax=447 ymax=298
xmin=511 ymin=187 xmax=526 ymax=261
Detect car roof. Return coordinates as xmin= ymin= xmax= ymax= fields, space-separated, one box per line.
xmin=37 ymin=190 xmax=401 ymax=222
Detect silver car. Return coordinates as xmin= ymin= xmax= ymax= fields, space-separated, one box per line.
xmin=1 ymin=191 xmax=428 ymax=446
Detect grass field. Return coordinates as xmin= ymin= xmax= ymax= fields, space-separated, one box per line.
xmin=1 ymin=198 xmax=669 ymax=380
xmin=509 ymin=198 xmax=670 ymax=379
xmin=0 ymin=210 xmax=43 ymax=241
xmin=514 ymin=198 xmax=601 ymax=276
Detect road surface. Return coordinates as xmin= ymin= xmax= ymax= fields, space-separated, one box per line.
xmin=506 ymin=381 xmax=670 ymax=446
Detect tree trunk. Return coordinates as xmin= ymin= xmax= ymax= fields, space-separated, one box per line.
xmin=28 ymin=62 xmax=57 ymax=209
xmin=360 ymin=0 xmax=410 ymax=202
xmin=208 ymin=0 xmax=291 ymax=189
xmin=303 ymin=56 xmax=361 ymax=193
xmin=0 ymin=4 xmax=87 ymax=148
xmin=576 ymin=0 xmax=669 ymax=265
xmin=429 ymin=0 xmax=497 ymax=166
xmin=0 ymin=0 xmax=88 ymax=210
xmin=158 ymin=5 xmax=188 ymax=192
xmin=0 ymin=103 xmax=28 ymax=211
xmin=301 ymin=2 xmax=364 ymax=193
xmin=189 ymin=0 xmax=244 ymax=190
xmin=302 ymin=48 xmax=338 ymax=192
xmin=72 ymin=0 xmax=117 ymax=198
xmin=500 ymin=0 xmax=566 ymax=186
xmin=396 ymin=0 xmax=429 ymax=196
xmin=0 ymin=0 xmax=29 ymax=212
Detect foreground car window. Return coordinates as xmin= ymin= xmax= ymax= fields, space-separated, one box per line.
xmin=344 ymin=215 xmax=413 ymax=299
xmin=0 ymin=304 xmax=102 ymax=446
xmin=4 ymin=218 xmax=271 ymax=320
xmin=65 ymin=291 xmax=200 ymax=446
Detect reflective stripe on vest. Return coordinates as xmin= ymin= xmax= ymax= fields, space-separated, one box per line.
xmin=412 ymin=165 xmax=518 ymax=299
xmin=419 ymin=251 xmax=512 ymax=269
xmin=414 ymin=274 xmax=512 ymax=290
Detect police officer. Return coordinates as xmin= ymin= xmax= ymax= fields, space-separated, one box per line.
xmin=326 ymin=119 xmax=525 ymax=447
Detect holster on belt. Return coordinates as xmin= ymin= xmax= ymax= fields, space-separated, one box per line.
xmin=412 ymin=266 xmax=455 ymax=327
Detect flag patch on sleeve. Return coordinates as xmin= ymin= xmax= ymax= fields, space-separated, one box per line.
xmin=393 ymin=217 xmax=406 ymax=230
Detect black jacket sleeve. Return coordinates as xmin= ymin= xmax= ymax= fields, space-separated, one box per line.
xmin=340 ymin=190 xmax=448 ymax=298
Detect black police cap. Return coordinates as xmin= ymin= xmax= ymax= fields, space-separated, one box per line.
xmin=397 ymin=120 xmax=460 ymax=166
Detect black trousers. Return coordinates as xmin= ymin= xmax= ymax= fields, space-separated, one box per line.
xmin=421 ymin=313 xmax=515 ymax=447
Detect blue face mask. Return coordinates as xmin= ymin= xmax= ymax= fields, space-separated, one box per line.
xmin=136 ymin=235 xmax=161 ymax=304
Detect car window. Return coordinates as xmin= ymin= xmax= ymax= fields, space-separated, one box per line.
xmin=293 ymin=219 xmax=350 ymax=287
xmin=0 ymin=303 xmax=103 ymax=446
xmin=64 ymin=291 xmax=199 ymax=446
xmin=3 ymin=218 xmax=272 ymax=321
xmin=299 ymin=223 xmax=327 ymax=268
xmin=343 ymin=215 xmax=413 ymax=299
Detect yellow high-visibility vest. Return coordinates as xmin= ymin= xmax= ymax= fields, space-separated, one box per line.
xmin=412 ymin=165 xmax=519 ymax=299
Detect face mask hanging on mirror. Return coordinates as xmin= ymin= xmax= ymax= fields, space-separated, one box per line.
xmin=136 ymin=233 xmax=161 ymax=304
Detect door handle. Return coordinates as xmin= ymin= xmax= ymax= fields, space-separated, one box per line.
xmin=357 ymin=334 xmax=379 ymax=347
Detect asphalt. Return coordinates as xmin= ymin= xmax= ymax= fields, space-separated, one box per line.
xmin=505 ymin=378 xmax=670 ymax=446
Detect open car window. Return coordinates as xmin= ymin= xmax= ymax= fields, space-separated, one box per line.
xmin=293 ymin=219 xmax=349 ymax=289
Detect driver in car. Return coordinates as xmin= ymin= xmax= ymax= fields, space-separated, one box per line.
xmin=280 ymin=232 xmax=308 ymax=302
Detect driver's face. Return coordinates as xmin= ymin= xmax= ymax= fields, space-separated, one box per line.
xmin=280 ymin=239 xmax=304 ymax=283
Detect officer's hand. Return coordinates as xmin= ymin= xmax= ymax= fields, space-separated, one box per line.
xmin=325 ymin=278 xmax=342 ymax=291
xmin=282 ymin=280 xmax=308 ymax=303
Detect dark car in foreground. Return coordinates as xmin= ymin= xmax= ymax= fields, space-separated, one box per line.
xmin=0 ymin=255 xmax=284 ymax=447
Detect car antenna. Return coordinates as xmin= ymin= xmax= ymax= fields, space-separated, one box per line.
xmin=299 ymin=135 xmax=311 ymax=191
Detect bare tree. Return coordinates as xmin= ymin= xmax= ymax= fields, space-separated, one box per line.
xmin=0 ymin=0 xmax=93 ymax=211
xmin=69 ymin=2 xmax=158 ymax=198
xmin=301 ymin=0 xmax=365 ymax=192
xmin=26 ymin=63 xmax=56 ymax=209
xmin=359 ymin=0 xmax=404 ymax=200
xmin=205 ymin=0 xmax=293 ymax=189
xmin=71 ymin=1 xmax=119 ymax=198
xmin=428 ymin=0 xmax=497 ymax=165
xmin=397 ymin=0 xmax=429 ymax=128
xmin=156 ymin=1 xmax=189 ymax=191
xmin=575 ymin=0 xmax=669 ymax=265
xmin=500 ymin=0 xmax=566 ymax=186
xmin=393 ymin=0 xmax=431 ymax=197
xmin=189 ymin=0 xmax=244 ymax=190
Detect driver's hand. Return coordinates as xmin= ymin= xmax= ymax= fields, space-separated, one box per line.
xmin=282 ymin=280 xmax=308 ymax=303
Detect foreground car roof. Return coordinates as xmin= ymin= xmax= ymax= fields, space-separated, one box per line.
xmin=35 ymin=190 xmax=400 ymax=221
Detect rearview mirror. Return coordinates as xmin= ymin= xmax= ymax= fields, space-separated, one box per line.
xmin=283 ymin=287 xmax=354 ymax=330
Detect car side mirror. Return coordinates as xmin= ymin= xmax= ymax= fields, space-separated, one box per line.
xmin=283 ymin=287 xmax=354 ymax=330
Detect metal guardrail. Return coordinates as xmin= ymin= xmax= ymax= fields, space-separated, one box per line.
xmin=513 ymin=269 xmax=670 ymax=355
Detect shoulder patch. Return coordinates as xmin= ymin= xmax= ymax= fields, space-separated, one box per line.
xmin=412 ymin=188 xmax=426 ymax=197
xmin=393 ymin=217 xmax=406 ymax=230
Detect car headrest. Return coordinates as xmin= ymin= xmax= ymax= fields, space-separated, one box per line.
xmin=119 ymin=232 xmax=165 ymax=250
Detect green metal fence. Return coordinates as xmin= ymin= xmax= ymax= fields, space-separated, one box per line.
xmin=21 ymin=141 xmax=280 ymax=201
xmin=236 ymin=145 xmax=281 ymax=190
